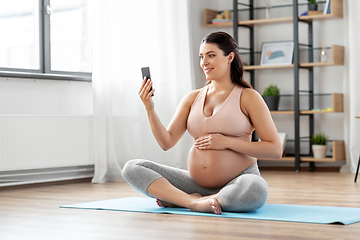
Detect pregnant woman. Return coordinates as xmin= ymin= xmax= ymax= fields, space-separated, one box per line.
xmin=122 ymin=32 xmax=282 ymax=214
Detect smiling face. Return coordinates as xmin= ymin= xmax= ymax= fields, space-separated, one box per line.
xmin=199 ymin=43 xmax=233 ymax=82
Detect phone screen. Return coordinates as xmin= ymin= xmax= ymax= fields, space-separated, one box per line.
xmin=141 ymin=67 xmax=154 ymax=96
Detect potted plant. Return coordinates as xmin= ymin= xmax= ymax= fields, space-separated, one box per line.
xmin=308 ymin=0 xmax=318 ymax=11
xmin=311 ymin=133 xmax=328 ymax=158
xmin=262 ymin=84 xmax=280 ymax=111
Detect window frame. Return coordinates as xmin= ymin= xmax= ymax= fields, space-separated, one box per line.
xmin=0 ymin=0 xmax=92 ymax=82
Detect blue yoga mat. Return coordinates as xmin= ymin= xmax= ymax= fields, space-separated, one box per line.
xmin=60 ymin=197 xmax=360 ymax=225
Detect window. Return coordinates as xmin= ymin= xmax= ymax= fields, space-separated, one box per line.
xmin=0 ymin=0 xmax=91 ymax=81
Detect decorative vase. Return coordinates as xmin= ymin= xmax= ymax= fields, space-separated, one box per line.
xmin=265 ymin=7 xmax=271 ymax=19
xmin=263 ymin=96 xmax=280 ymax=111
xmin=312 ymin=145 xmax=327 ymax=158
xmin=320 ymin=49 xmax=327 ymax=62
xmin=309 ymin=4 xmax=318 ymax=11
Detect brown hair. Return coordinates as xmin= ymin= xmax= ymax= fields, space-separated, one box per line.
xmin=201 ymin=32 xmax=252 ymax=88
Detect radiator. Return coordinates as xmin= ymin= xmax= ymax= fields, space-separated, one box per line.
xmin=0 ymin=116 xmax=94 ymax=186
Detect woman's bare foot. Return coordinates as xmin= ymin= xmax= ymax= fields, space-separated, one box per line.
xmin=156 ymin=193 xmax=203 ymax=208
xmin=190 ymin=196 xmax=222 ymax=215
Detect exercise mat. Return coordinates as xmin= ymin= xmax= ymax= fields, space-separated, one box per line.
xmin=60 ymin=197 xmax=360 ymax=225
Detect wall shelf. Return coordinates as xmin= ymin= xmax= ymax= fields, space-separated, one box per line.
xmin=238 ymin=17 xmax=293 ymax=27
xmin=269 ymin=93 xmax=344 ymax=114
xmin=259 ymin=157 xmax=295 ymax=161
xmin=259 ymin=141 xmax=345 ymax=162
xmin=300 ymin=45 xmax=344 ymax=67
xmin=299 ymin=0 xmax=343 ymax=21
xmin=244 ymin=65 xmax=294 ymax=70
xmin=243 ymin=45 xmax=344 ymax=70
xmin=301 ymin=141 xmax=345 ymax=162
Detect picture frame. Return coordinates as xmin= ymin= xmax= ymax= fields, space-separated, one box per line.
xmin=260 ymin=41 xmax=294 ymax=66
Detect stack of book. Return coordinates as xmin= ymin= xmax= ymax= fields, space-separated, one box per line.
xmin=211 ymin=19 xmax=233 ymax=24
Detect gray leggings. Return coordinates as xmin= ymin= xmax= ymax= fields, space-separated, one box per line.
xmin=121 ymin=159 xmax=268 ymax=212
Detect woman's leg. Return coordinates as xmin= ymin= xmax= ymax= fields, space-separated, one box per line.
xmin=147 ymin=177 xmax=222 ymax=214
xmin=218 ymin=164 xmax=269 ymax=212
xmin=121 ymin=159 xmax=222 ymax=214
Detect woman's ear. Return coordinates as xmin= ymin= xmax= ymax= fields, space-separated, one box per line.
xmin=228 ymin=52 xmax=235 ymax=63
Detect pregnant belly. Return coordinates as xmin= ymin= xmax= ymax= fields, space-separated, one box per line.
xmin=187 ymin=145 xmax=256 ymax=188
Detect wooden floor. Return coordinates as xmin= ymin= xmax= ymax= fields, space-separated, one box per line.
xmin=0 ymin=171 xmax=359 ymax=240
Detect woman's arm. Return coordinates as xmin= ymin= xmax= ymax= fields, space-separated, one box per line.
xmin=139 ymin=78 xmax=199 ymax=151
xmin=194 ymin=88 xmax=282 ymax=159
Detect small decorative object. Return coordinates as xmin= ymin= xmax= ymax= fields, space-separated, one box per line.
xmin=320 ymin=40 xmax=327 ymax=62
xmin=223 ymin=10 xmax=231 ymax=19
xmin=320 ymin=47 xmax=327 ymax=62
xmin=260 ymin=41 xmax=294 ymax=66
xmin=311 ymin=133 xmax=328 ymax=158
xmin=262 ymin=84 xmax=280 ymax=111
xmin=308 ymin=0 xmax=318 ymax=11
xmin=216 ymin=13 xmax=224 ymax=19
xmin=262 ymin=0 xmax=271 ymax=19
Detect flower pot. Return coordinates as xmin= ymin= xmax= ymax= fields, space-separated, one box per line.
xmin=312 ymin=145 xmax=327 ymax=158
xmin=263 ymin=96 xmax=280 ymax=111
xmin=309 ymin=4 xmax=318 ymax=11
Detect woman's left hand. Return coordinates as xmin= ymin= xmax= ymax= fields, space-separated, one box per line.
xmin=194 ymin=133 xmax=227 ymax=150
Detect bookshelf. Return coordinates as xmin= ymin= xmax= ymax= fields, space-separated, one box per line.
xmin=204 ymin=0 xmax=345 ymax=170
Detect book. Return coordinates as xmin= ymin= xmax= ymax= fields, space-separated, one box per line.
xmin=323 ymin=0 xmax=331 ymax=15
xmin=211 ymin=19 xmax=233 ymax=23
xmin=278 ymin=132 xmax=287 ymax=153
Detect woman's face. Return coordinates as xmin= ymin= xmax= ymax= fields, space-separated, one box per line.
xmin=199 ymin=42 xmax=232 ymax=81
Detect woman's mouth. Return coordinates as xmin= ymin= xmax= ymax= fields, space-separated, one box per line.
xmin=204 ymin=68 xmax=213 ymax=74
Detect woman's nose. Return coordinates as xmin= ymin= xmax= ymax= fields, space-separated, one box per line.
xmin=202 ymin=58 xmax=208 ymax=66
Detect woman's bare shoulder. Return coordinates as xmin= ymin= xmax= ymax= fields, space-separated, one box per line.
xmin=173 ymin=87 xmax=204 ymax=118
xmin=240 ymin=88 xmax=265 ymax=115
xmin=241 ymin=88 xmax=263 ymax=105
xmin=181 ymin=87 xmax=204 ymax=106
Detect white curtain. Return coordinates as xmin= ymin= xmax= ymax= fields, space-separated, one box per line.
xmin=342 ymin=0 xmax=360 ymax=173
xmin=91 ymin=0 xmax=193 ymax=183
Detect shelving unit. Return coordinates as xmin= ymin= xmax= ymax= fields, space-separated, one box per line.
xmin=204 ymin=0 xmax=345 ymax=171
xmin=259 ymin=140 xmax=345 ymax=162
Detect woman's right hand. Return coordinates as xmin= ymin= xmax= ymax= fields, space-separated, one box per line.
xmin=139 ymin=77 xmax=155 ymax=112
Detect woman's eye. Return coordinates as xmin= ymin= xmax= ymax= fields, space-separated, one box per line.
xmin=209 ymin=54 xmax=215 ymax=57
xmin=199 ymin=56 xmax=203 ymax=60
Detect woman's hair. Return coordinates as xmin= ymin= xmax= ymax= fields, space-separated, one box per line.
xmin=201 ymin=31 xmax=252 ymax=88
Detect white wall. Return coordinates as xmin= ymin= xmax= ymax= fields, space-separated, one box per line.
xmin=188 ymin=0 xmax=346 ymax=166
xmin=0 ymin=77 xmax=92 ymax=115
xmin=188 ymin=0 xmax=233 ymax=89
xmin=0 ymin=77 xmax=93 ymax=174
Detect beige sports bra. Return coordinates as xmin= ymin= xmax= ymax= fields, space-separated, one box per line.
xmin=187 ymin=85 xmax=254 ymax=140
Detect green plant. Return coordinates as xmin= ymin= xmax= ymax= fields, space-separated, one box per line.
xmin=308 ymin=0 xmax=317 ymax=4
xmin=311 ymin=133 xmax=327 ymax=145
xmin=262 ymin=84 xmax=280 ymax=97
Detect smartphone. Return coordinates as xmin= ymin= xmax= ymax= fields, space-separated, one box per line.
xmin=141 ymin=67 xmax=154 ymax=97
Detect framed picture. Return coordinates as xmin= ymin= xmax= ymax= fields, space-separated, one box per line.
xmin=260 ymin=41 xmax=294 ymax=66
